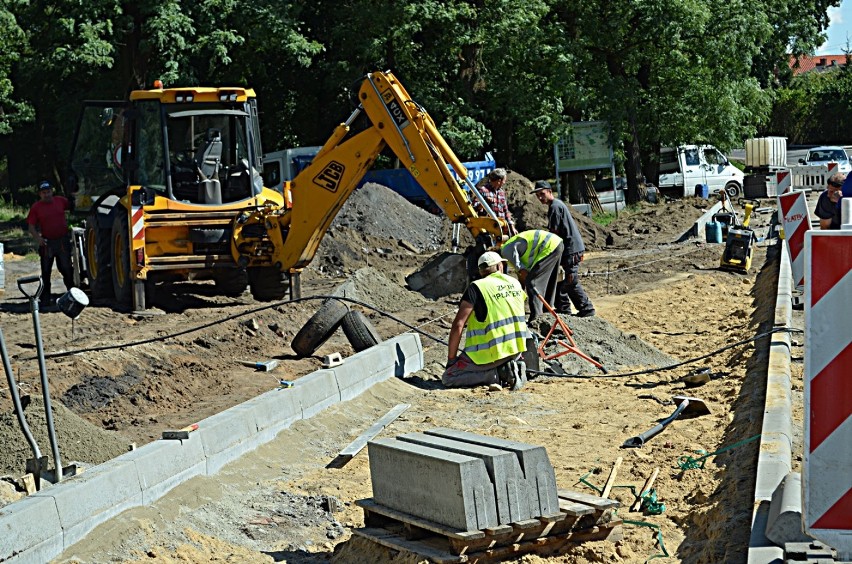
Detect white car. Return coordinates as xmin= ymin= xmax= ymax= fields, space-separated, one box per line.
xmin=799 ymin=145 xmax=852 ymax=174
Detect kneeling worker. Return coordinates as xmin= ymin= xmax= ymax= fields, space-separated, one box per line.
xmin=443 ymin=251 xmax=529 ymax=390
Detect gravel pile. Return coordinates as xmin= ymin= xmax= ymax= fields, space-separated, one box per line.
xmin=329 ymin=182 xmax=444 ymax=251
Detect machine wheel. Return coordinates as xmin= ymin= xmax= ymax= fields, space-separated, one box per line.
xmin=341 ymin=311 xmax=383 ymax=352
xmin=85 ymin=218 xmax=114 ymax=299
xmin=247 ymin=267 xmax=288 ymax=301
xmin=291 ymin=299 xmax=349 ymax=357
xmin=725 ymin=182 xmax=741 ymax=198
xmin=214 ymin=269 xmax=249 ymax=297
xmin=111 ymin=212 xmax=132 ymax=305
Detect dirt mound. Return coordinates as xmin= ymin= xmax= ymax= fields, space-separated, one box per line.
xmin=332 ymin=267 xmax=428 ymax=313
xmin=331 ymin=183 xmax=444 ymax=249
xmin=605 ymin=197 xmax=713 ymax=247
xmin=310 ymin=183 xmax=445 ymax=278
xmin=534 ymin=314 xmax=677 ymax=375
xmin=0 ymin=395 xmax=131 ymax=478
xmin=502 ymin=171 xmax=613 ymax=250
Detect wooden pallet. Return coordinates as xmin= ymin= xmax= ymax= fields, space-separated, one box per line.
xmin=353 ymin=490 xmax=622 ymax=563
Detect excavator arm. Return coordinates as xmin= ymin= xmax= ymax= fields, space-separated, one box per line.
xmin=232 ymin=71 xmax=504 ymax=272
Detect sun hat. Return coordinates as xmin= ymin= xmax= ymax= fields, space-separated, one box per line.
xmin=477 ymin=251 xmax=507 ymax=269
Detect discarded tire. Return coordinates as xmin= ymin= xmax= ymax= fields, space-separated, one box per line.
xmin=291 ymin=299 xmax=349 ymax=357
xmin=341 ymin=310 xmax=383 ymax=352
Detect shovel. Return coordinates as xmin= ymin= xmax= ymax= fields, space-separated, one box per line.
xmin=622 ymin=395 xmax=710 ymax=448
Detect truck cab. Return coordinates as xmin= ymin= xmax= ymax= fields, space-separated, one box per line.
xmin=658 ymin=144 xmax=744 ymax=198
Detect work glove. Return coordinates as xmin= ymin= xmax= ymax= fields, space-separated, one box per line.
xmin=445 ymin=357 xmax=460 ymax=370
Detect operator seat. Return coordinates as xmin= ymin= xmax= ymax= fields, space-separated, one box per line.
xmin=195 ymin=128 xmax=223 ymax=204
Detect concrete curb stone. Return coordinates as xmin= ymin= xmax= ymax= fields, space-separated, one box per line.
xmin=1 ymin=333 xmax=423 ymax=563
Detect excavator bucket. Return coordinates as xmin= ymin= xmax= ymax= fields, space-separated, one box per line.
xmin=406 ymin=252 xmax=469 ymax=298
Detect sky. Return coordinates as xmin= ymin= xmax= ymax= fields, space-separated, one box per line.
xmin=817 ymin=0 xmax=852 ymax=54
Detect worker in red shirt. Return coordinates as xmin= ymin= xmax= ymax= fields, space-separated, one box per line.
xmin=26 ymin=180 xmax=75 ymax=306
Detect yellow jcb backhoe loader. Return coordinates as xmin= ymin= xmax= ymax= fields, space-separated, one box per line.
xmin=69 ymin=71 xmax=505 ymax=311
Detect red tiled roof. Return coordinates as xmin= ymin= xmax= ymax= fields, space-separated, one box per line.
xmin=789 ymin=54 xmax=848 ymax=75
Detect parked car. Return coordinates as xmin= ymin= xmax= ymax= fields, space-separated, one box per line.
xmin=798 ymin=145 xmax=852 ymax=174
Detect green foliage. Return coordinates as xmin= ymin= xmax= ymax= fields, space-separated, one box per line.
xmin=592 ymin=203 xmax=642 ymax=227
xmin=0 ymin=0 xmax=843 ymax=197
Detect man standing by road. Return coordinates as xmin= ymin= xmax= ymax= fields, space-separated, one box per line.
xmin=474 ymin=168 xmax=517 ymax=237
xmin=531 ymin=180 xmax=595 ymax=317
xmin=443 ymin=251 xmax=528 ymax=391
xmin=27 ymin=180 xmax=75 ymax=307
xmin=816 ymin=172 xmax=846 ymax=230
xmin=500 ymin=229 xmax=563 ymax=323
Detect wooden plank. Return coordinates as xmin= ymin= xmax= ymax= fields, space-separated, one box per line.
xmin=538 ymin=512 xmax=568 ymax=523
xmin=327 ymin=404 xmax=410 ymax=468
xmin=558 ymin=499 xmax=595 ymax=517
xmin=352 ymin=527 xmax=464 ymax=563
xmin=557 ymin=489 xmax=620 ymax=510
xmin=600 ymin=456 xmax=622 ymax=499
xmin=356 ymin=498 xmax=485 ymax=540
xmin=631 ymin=467 xmax=660 ymax=512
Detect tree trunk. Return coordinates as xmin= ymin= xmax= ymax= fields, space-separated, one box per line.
xmin=625 ymin=111 xmax=643 ymax=205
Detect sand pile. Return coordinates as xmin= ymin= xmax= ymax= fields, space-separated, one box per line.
xmin=534 ymin=314 xmax=677 ymax=375
xmin=310 ymin=183 xmax=448 ymax=278
xmin=0 ymin=395 xmax=131 ymax=479
xmin=332 ymin=267 xmax=429 ymax=313
xmin=501 ymin=171 xmax=614 ymax=250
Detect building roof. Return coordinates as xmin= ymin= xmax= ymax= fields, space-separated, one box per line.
xmin=788 ymin=54 xmax=848 ymax=75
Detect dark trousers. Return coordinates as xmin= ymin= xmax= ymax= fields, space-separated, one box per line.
xmin=556 ymin=251 xmax=594 ymax=314
xmin=526 ymin=242 xmax=563 ymax=321
xmin=40 ymin=236 xmax=74 ymax=301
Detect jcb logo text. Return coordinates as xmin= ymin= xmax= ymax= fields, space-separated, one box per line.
xmin=313 ymin=161 xmax=346 ymax=192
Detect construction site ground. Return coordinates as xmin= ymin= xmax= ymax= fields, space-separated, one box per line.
xmin=0 ymin=174 xmax=781 ymax=563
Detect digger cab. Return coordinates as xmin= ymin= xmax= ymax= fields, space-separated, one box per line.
xmin=69 ymin=86 xmax=267 ymax=211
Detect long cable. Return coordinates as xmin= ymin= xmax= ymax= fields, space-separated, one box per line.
xmin=32 ymin=298 xmax=800 ymax=382
xmin=529 ymin=327 xmax=803 ymax=379
xmin=33 ymin=295 xmax=450 ymax=361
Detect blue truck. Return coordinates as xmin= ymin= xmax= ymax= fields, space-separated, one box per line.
xmin=262 ymin=147 xmax=496 ymax=211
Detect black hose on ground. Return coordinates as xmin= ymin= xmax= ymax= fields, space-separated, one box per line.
xmin=29 ymin=297 xmax=802 ymax=384
xmin=32 ymin=295 xmax=449 ymax=361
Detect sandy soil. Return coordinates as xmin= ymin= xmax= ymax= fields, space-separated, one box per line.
xmin=0 ymin=179 xmax=782 ymax=563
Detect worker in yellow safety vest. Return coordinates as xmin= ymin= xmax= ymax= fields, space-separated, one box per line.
xmin=443 ymin=251 xmax=529 ymax=391
xmin=500 ymin=229 xmax=564 ymax=322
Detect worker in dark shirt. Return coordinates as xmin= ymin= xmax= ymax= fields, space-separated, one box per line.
xmin=531 ymin=180 xmax=595 ymax=317
xmin=26 ymin=180 xmax=76 ymax=306
xmin=816 ymin=173 xmax=846 ymax=230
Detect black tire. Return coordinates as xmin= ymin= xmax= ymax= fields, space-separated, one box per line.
xmin=291 ymin=299 xmax=349 ymax=357
xmin=342 ymin=310 xmax=383 ymax=352
xmin=214 ymin=268 xmax=249 ymax=297
xmin=725 ymin=182 xmax=741 ymax=198
xmin=247 ymin=267 xmax=288 ymax=301
xmin=111 ymin=212 xmax=132 ymax=305
xmin=86 ymin=218 xmax=114 ymax=299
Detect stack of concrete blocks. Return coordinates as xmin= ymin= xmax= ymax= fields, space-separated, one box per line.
xmin=367 ymin=427 xmax=560 ymax=532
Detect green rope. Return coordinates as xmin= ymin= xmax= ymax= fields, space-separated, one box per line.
xmin=576 ymin=470 xmax=604 ymax=495
xmin=677 ymin=434 xmax=762 ymax=471
xmin=623 ymin=519 xmax=669 ymax=563
xmin=575 ymin=473 xmax=668 ymax=563
xmin=639 ymin=489 xmax=666 ymax=515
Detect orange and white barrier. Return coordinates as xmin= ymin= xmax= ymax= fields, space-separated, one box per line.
xmin=777 ymin=190 xmax=810 ymax=290
xmin=803 ymin=230 xmax=852 ymax=558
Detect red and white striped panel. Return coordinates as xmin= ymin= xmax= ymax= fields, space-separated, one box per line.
xmin=804 ymin=231 xmax=852 ymax=555
xmin=776 ymin=170 xmax=791 ymax=194
xmin=778 ymin=190 xmax=810 ymax=290
xmin=131 ymin=205 xmax=144 ymax=241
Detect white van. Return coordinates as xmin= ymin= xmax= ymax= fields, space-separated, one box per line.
xmin=658 ymin=145 xmax=744 ymax=198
